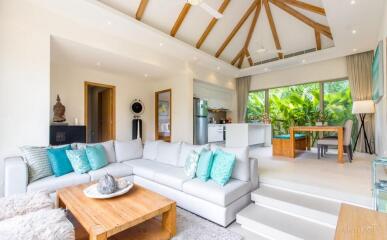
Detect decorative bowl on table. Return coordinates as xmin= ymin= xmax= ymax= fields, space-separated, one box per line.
xmin=83 ymin=175 xmax=133 ymax=199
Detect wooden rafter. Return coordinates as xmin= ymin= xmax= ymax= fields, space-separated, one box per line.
xmin=136 ymin=0 xmax=149 ymax=20
xmin=315 ymin=30 xmax=321 ymax=50
xmin=270 ymin=0 xmax=332 ymax=39
xmin=215 ymin=0 xmax=259 ymax=58
xmin=171 ymin=3 xmax=191 ymax=37
xmin=277 ymin=0 xmax=326 ymax=16
xmin=245 ymin=49 xmax=254 ymax=66
xmin=237 ymin=50 xmax=245 ymax=68
xmin=263 ymin=0 xmax=283 ymax=59
xmin=231 ymin=49 xmax=244 ymax=65
xmin=196 ymin=0 xmax=231 ymax=49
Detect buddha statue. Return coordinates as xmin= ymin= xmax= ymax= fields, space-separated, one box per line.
xmin=53 ymin=95 xmax=66 ymax=122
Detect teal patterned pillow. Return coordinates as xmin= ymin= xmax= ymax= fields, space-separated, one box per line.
xmin=66 ymin=149 xmax=91 ymax=174
xmin=196 ymin=149 xmax=214 ymax=181
xmin=184 ymin=150 xmax=200 ymax=178
xmin=210 ymin=149 xmax=236 ymax=186
xmin=85 ymin=145 xmax=108 ymax=170
xmin=20 ymin=146 xmax=53 ymax=183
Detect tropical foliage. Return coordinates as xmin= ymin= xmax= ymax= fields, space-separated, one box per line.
xmin=247 ymin=80 xmax=354 ymax=136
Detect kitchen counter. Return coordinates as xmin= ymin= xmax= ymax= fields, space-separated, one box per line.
xmin=225 ymin=123 xmax=272 ymax=147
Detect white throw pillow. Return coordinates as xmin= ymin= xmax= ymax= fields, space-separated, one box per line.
xmin=156 ymin=141 xmax=182 ymax=166
xmin=184 ymin=150 xmax=200 ymax=178
xmin=178 ymin=143 xmax=209 ymax=167
xmin=77 ymin=140 xmax=116 ymax=163
xmin=143 ymin=140 xmax=160 ymax=160
xmin=114 ymin=139 xmax=143 ymax=162
xmin=211 ymin=146 xmax=250 ymax=182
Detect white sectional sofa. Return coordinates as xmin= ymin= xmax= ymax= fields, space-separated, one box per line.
xmin=4 ymin=140 xmax=258 ymax=227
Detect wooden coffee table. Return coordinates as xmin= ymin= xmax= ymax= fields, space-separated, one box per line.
xmin=57 ymin=183 xmax=176 ymax=240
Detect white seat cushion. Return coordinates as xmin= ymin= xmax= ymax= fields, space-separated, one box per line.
xmin=27 ymin=172 xmax=90 ymax=193
xmin=317 ymin=139 xmax=339 ymax=145
xmin=123 ymin=159 xmax=163 ymax=180
xmin=88 ymin=163 xmax=133 ymax=181
xmin=178 ymin=143 xmax=209 ymax=167
xmin=211 ymin=146 xmax=250 ymax=182
xmin=153 ymin=165 xmax=192 ymax=191
xmin=156 ymin=141 xmax=181 ymax=166
xmin=182 ymin=178 xmax=251 ymax=207
xmin=114 ymin=139 xmax=143 ymax=162
xmin=77 ymin=140 xmax=116 ymax=163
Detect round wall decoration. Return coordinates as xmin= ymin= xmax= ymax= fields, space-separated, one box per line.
xmin=130 ymin=99 xmax=144 ymax=117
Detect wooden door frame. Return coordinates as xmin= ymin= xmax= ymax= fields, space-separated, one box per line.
xmin=84 ymin=81 xmax=116 ymax=142
xmin=155 ymin=89 xmax=172 ymax=142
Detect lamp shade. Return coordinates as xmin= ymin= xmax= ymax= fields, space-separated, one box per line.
xmin=352 ymin=100 xmax=375 ymax=114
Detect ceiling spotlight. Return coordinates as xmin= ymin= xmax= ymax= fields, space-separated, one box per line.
xmin=193 ymin=56 xmax=198 ymax=61
xmin=96 ymin=62 xmax=101 ymax=67
xmin=350 ymin=0 xmax=356 ymax=5
xmin=256 ymin=48 xmax=267 ymax=53
xmin=187 ymin=0 xmax=203 ymax=6
xmin=351 ymin=29 xmax=357 ymax=34
xmin=264 ymin=67 xmax=269 ymax=72
xmin=159 ymin=42 xmax=164 ymax=47
xmin=353 ymin=48 xmax=358 ymax=52
xmin=216 ymin=66 xmax=221 ymax=71
xmin=107 ymin=21 xmax=112 ymax=25
xmin=302 ymin=59 xmax=306 ymax=64
xmin=144 ymin=73 xmax=149 ymax=78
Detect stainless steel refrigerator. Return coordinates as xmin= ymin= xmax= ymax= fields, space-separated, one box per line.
xmin=193 ymin=98 xmax=208 ymax=145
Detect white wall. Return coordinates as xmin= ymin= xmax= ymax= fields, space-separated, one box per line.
xmin=250 ymin=57 xmax=348 ymax=90
xmin=374 ymin=1 xmax=387 ymax=156
xmin=51 ymin=63 xmax=155 ymax=142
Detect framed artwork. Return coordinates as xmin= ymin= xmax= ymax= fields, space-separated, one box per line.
xmin=158 ymin=100 xmax=170 ymax=116
xmin=372 ymin=40 xmax=384 ymax=103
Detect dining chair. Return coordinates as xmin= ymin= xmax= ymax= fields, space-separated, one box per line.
xmin=317 ymin=119 xmax=354 ymax=162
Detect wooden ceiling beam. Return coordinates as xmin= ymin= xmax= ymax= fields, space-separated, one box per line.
xmin=215 ymin=0 xmax=259 ymax=58
xmin=231 ymin=49 xmax=244 ymax=65
xmin=246 ymin=49 xmax=254 ymax=66
xmin=237 ymin=50 xmax=245 ymax=68
xmin=270 ymin=0 xmax=332 ymax=40
xmin=135 ymin=0 xmax=149 ymax=20
xmin=277 ymin=0 xmax=326 ymax=16
xmin=263 ymin=0 xmax=283 ymax=59
xmin=315 ymin=30 xmax=322 ymax=50
xmin=170 ymin=3 xmax=191 ymax=37
xmin=196 ymin=0 xmax=231 ymax=49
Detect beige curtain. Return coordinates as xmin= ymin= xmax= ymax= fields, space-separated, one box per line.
xmin=236 ymin=76 xmax=251 ymax=123
xmin=346 ymin=51 xmax=374 ymax=153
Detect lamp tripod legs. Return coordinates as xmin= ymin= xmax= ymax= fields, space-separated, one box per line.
xmin=353 ymin=114 xmax=373 ymax=154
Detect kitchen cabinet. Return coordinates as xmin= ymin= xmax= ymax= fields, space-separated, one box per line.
xmin=208 ymin=124 xmax=224 ymax=143
xmin=194 ymin=81 xmax=233 ymax=110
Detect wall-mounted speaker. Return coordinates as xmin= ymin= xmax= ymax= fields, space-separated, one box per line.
xmin=130 ymin=99 xmax=144 ymax=117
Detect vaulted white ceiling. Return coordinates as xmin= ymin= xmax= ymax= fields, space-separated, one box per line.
xmin=99 ymin=0 xmax=334 ymax=68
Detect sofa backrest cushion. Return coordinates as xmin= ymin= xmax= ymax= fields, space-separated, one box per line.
xmin=178 ymin=143 xmax=209 ymax=167
xmin=143 ymin=140 xmax=160 ymax=160
xmin=77 ymin=140 xmax=116 ymax=163
xmin=20 ymin=146 xmax=53 ymax=183
xmin=156 ymin=141 xmax=181 ymax=166
xmin=114 ymin=139 xmax=143 ymax=162
xmin=211 ymin=145 xmax=250 ymax=182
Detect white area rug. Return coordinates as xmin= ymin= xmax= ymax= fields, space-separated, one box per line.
xmin=172 ymin=208 xmax=242 ymax=240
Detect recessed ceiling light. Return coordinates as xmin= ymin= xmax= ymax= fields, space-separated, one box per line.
xmin=264 ymin=67 xmax=269 ymax=72
xmin=144 ymin=73 xmax=149 ymax=78
xmin=216 ymin=66 xmax=221 ymax=71
xmin=107 ymin=21 xmax=112 ymax=25
xmin=353 ymin=48 xmax=358 ymax=52
xmin=96 ymin=62 xmax=101 ymax=67
xmin=350 ymin=0 xmax=356 ymax=5
xmin=352 ymin=29 xmax=357 ymax=34
xmin=193 ymin=56 xmax=198 ymax=61
xmin=302 ymin=59 xmax=306 ymax=64
xmin=159 ymin=42 xmax=164 ymax=47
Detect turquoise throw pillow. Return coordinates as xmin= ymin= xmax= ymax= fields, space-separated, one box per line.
xmin=47 ymin=145 xmax=74 ymax=177
xmin=196 ymin=149 xmax=214 ymax=181
xmin=85 ymin=145 xmax=108 ymax=170
xmin=210 ymin=149 xmax=236 ymax=186
xmin=66 ymin=149 xmax=91 ymax=174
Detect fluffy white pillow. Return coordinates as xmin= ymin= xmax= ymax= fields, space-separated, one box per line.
xmin=184 ymin=150 xmax=200 ymax=178
xmin=114 ymin=139 xmax=143 ymax=162
xmin=211 ymin=146 xmax=250 ymax=182
xmin=156 ymin=141 xmax=181 ymax=166
xmin=143 ymin=141 xmax=160 ymax=160
xmin=178 ymin=143 xmax=209 ymax=167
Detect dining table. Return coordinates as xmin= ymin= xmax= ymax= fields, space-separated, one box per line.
xmin=289 ymin=125 xmax=344 ymax=164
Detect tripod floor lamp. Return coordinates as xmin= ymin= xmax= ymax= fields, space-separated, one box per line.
xmin=352 ymin=100 xmax=375 ymax=154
